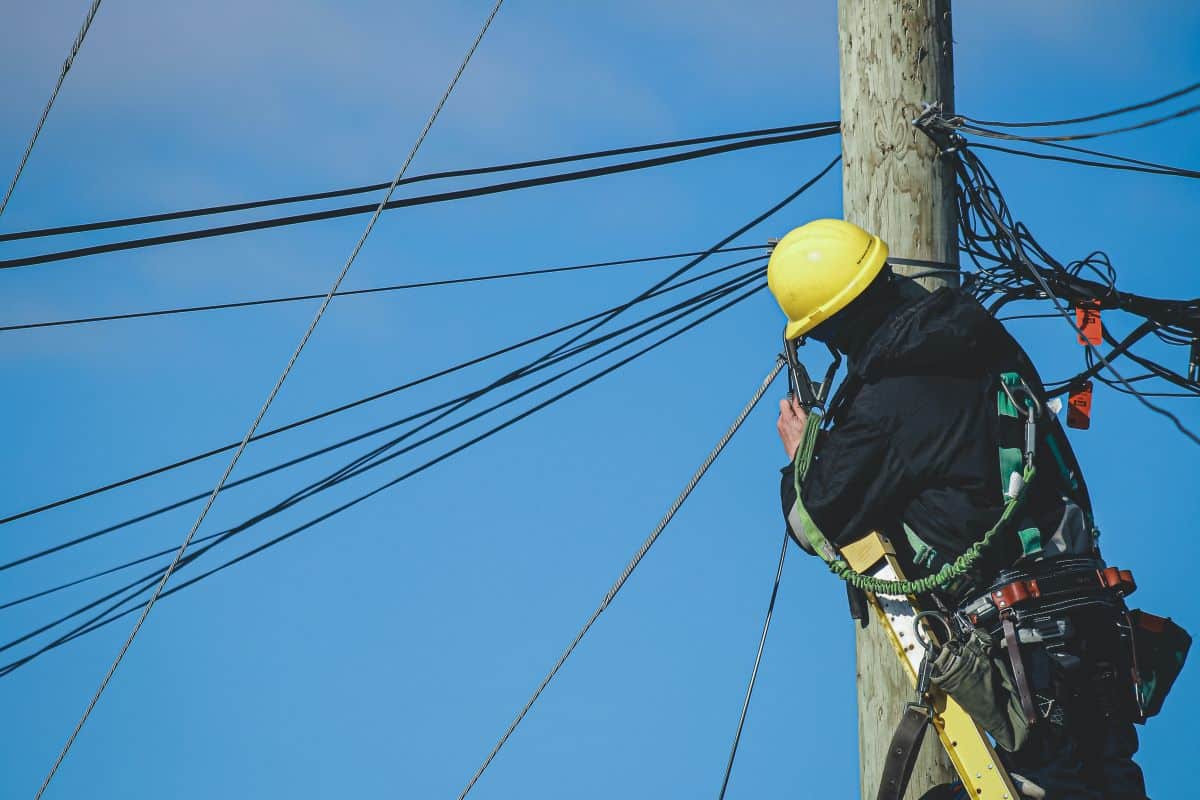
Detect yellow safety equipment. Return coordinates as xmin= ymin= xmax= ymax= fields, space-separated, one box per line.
xmin=767 ymin=218 xmax=889 ymax=340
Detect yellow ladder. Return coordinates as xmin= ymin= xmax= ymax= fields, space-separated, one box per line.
xmin=841 ymin=533 xmax=1020 ymax=799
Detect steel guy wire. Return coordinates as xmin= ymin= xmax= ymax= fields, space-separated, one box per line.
xmin=0 ymin=0 xmax=104 ymax=218
xmin=2 ymin=284 xmax=772 ymax=676
xmin=456 ymin=359 xmax=784 ymax=800
xmin=32 ymin=2 xmax=506 ymax=794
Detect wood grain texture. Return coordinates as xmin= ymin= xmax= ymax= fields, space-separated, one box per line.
xmin=839 ymin=0 xmax=959 ymax=796
xmin=840 ymin=0 xmax=958 ymax=291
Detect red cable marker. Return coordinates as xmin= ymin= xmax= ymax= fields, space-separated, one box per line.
xmin=1075 ymin=300 xmax=1103 ymax=345
xmin=1068 ymin=381 xmax=1094 ymax=430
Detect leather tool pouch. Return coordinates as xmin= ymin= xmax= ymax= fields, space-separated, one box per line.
xmin=1129 ymin=609 xmax=1191 ymax=720
xmin=929 ymin=627 xmax=1032 ymax=752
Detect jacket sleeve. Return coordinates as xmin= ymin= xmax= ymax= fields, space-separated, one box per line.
xmin=780 ymin=404 xmax=909 ymax=553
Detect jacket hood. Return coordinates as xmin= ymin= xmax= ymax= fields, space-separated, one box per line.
xmin=850 ymin=287 xmax=1012 ymax=382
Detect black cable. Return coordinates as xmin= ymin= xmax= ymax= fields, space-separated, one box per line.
xmin=0 ymin=282 xmax=767 ymax=675
xmin=0 ymin=245 xmax=765 ymax=333
xmin=4 ymin=155 xmax=835 ymax=533
xmin=0 ymin=123 xmax=836 ymax=243
xmin=0 ymin=255 xmax=764 ymax=530
xmin=956 ymin=103 xmax=1200 ymax=142
xmin=959 ymin=81 xmax=1200 ymax=128
xmin=5 ymin=162 xmax=834 ymax=661
xmin=716 ymin=531 xmax=788 ymax=800
xmin=1043 ymin=321 xmax=1158 ymax=396
xmin=0 ymin=260 xmax=766 ymax=572
xmin=930 ymin=128 xmax=1200 ymax=444
xmin=0 ymin=273 xmax=764 ymax=652
xmin=966 ymin=142 xmax=1200 ymax=180
xmin=0 ymin=127 xmax=838 ymax=271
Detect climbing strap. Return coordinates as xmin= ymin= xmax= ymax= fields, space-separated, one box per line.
xmin=875 ymin=704 xmax=933 ymax=800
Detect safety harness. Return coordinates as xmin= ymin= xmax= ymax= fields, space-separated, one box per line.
xmin=790 ymin=371 xmax=1050 ymax=595
xmin=787 ymin=368 xmax=1117 ymax=800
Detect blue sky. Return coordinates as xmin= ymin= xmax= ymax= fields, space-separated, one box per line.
xmin=1 ymin=2 xmax=1198 ymax=797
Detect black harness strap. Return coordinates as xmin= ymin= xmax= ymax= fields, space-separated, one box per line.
xmin=875 ymin=705 xmax=932 ymax=800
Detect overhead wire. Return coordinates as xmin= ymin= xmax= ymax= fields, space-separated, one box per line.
xmin=957 ymin=80 xmax=1200 ymax=128
xmin=0 ymin=0 xmax=104 ymax=218
xmin=0 ymin=123 xmax=836 ymax=243
xmin=6 ymin=153 xmax=837 ymax=675
xmin=0 ymin=254 xmax=763 ymax=529
xmin=2 ymin=281 xmax=773 ymax=676
xmin=915 ymin=112 xmax=1200 ymax=445
xmin=0 ymin=127 xmax=839 ymax=271
xmin=3 ymin=154 xmax=836 ymax=537
xmin=2 ymin=261 xmax=771 ymax=630
xmin=715 ymin=529 xmax=789 ymax=800
xmin=954 ymin=102 xmax=1200 ymax=142
xmin=965 ymin=141 xmax=1200 ymax=181
xmin=0 ymin=245 xmax=765 ymax=333
xmin=455 ymin=360 xmax=784 ymax=799
xmin=1 ymin=259 xmax=768 ymax=575
xmin=32 ymin=2 xmax=507 ymax=793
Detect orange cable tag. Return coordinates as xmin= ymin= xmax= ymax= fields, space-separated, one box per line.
xmin=1067 ymin=381 xmax=1093 ymax=430
xmin=1075 ymin=301 xmax=1102 ymax=346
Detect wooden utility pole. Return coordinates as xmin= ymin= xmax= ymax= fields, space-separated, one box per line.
xmin=838 ymin=0 xmax=959 ymax=796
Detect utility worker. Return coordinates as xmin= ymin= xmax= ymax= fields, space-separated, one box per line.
xmin=769 ymin=219 xmax=1156 ymax=799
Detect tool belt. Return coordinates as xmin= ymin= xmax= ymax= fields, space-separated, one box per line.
xmin=959 ymin=556 xmax=1134 ymax=629
xmin=927 ymin=557 xmax=1191 ymax=755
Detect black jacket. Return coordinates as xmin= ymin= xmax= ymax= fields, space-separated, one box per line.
xmin=780 ymin=287 xmax=1092 ymax=582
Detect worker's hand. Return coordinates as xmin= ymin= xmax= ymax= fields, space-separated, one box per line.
xmin=777 ymin=396 xmax=808 ymax=459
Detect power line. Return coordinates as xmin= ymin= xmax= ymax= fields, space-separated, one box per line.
xmin=0 ymin=0 xmax=104 ymax=218
xmin=2 ymin=261 xmax=766 ymax=574
xmin=33 ymin=3 xmax=507 ymax=794
xmin=716 ymin=529 xmax=789 ymax=800
xmin=8 ymin=155 xmax=836 ymax=674
xmin=0 ymin=127 xmax=839 ymax=271
xmin=4 ymin=152 xmax=835 ymax=536
xmin=0 ymin=254 xmax=765 ymax=532
xmin=958 ymin=80 xmax=1200 ymax=128
xmin=955 ymin=102 xmax=1200 ymax=142
xmin=0 ymin=244 xmax=765 ymax=333
xmin=2 ymin=282 xmax=771 ymax=676
xmin=965 ymin=141 xmax=1200 ymax=181
xmin=0 ymin=123 xmax=837 ymax=243
xmin=456 ymin=359 xmax=784 ymax=799
xmin=915 ymin=114 xmax=1200 ymax=446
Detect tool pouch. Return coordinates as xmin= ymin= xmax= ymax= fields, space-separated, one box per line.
xmin=1129 ymin=609 xmax=1192 ymax=719
xmin=929 ymin=627 xmax=1032 ymax=752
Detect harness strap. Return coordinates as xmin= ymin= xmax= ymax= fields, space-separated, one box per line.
xmin=1002 ymin=616 xmax=1040 ymax=727
xmin=791 ymin=370 xmax=1040 ymax=594
xmin=875 ymin=705 xmax=932 ymax=800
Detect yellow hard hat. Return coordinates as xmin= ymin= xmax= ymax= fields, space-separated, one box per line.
xmin=767 ymin=218 xmax=889 ymax=340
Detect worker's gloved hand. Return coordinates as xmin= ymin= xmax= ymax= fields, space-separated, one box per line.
xmin=776 ymin=396 xmax=808 ymax=459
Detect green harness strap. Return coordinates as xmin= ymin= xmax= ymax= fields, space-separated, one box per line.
xmin=792 ymin=373 xmax=1038 ymax=595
